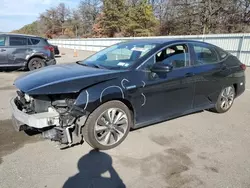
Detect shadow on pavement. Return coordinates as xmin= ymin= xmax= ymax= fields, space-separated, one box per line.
xmin=63 ymin=150 xmax=126 ymax=188
xmin=0 ymin=119 xmax=42 ymax=165
xmin=0 ymin=67 xmax=26 ymax=72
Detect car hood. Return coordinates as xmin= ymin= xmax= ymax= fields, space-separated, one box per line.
xmin=14 ymin=63 xmax=122 ymax=95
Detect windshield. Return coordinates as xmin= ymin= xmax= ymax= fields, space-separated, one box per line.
xmin=79 ymin=41 xmax=158 ymax=69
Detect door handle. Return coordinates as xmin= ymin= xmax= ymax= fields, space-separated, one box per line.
xmin=0 ymin=49 xmax=6 ymax=52
xmin=185 ymin=72 xmax=194 ymax=77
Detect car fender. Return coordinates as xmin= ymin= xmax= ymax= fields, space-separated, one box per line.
xmin=74 ymin=79 xmax=135 ymax=114
xmin=25 ymin=53 xmax=47 ymax=66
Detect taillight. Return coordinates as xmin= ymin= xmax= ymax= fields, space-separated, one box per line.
xmin=240 ymin=64 xmax=246 ymax=71
xmin=44 ymin=46 xmax=54 ymax=52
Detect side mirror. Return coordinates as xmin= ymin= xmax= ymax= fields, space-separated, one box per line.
xmin=151 ymin=63 xmax=173 ymax=73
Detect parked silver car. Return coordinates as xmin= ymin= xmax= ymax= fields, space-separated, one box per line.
xmin=0 ymin=33 xmax=56 ymax=71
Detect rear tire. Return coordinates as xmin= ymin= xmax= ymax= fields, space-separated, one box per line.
xmin=211 ymin=86 xmax=235 ymax=113
xmin=28 ymin=58 xmax=45 ymax=71
xmin=82 ymin=101 xmax=132 ymax=150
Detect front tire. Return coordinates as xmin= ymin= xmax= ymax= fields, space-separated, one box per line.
xmin=82 ymin=101 xmax=132 ymax=150
xmin=211 ymin=86 xmax=235 ymax=113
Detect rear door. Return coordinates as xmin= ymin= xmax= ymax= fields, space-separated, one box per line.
xmin=190 ymin=42 xmax=223 ymax=108
xmin=0 ymin=35 xmax=7 ymax=64
xmin=7 ymin=36 xmax=29 ymax=66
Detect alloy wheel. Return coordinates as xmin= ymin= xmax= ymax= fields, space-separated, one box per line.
xmin=94 ymin=108 xmax=129 ymax=146
xmin=32 ymin=60 xmax=42 ymax=69
xmin=220 ymin=86 xmax=235 ymax=111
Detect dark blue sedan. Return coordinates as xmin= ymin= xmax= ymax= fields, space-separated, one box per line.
xmin=11 ymin=39 xmax=246 ymax=150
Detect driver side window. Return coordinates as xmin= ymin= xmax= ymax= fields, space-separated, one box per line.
xmin=141 ymin=44 xmax=190 ymax=70
xmin=156 ymin=44 xmax=189 ymax=68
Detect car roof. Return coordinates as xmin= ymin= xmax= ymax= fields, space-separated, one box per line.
xmin=119 ymin=38 xmax=173 ymax=45
xmin=121 ymin=38 xmax=213 ymax=46
xmin=0 ymin=33 xmax=43 ymax=39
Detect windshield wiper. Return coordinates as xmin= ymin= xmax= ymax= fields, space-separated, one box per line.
xmin=90 ymin=63 xmax=107 ymax=69
xmin=76 ymin=61 xmax=107 ymax=69
xmin=76 ymin=61 xmax=85 ymax=65
xmin=76 ymin=61 xmax=93 ymax=67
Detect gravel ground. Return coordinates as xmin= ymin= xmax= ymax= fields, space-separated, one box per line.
xmin=0 ymin=48 xmax=250 ymax=188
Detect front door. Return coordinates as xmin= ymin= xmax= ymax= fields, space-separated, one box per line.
xmin=131 ymin=43 xmax=196 ymax=126
xmin=0 ymin=35 xmax=7 ymax=64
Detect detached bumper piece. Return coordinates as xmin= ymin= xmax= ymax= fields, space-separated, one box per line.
xmin=42 ymin=127 xmax=68 ymax=143
xmin=10 ymin=98 xmax=60 ymax=131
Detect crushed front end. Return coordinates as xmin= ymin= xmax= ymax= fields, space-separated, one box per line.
xmin=10 ymin=91 xmax=87 ymax=148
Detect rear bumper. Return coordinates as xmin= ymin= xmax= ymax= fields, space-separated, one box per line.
xmin=235 ymin=75 xmax=246 ymax=98
xmin=236 ymin=82 xmax=245 ymax=97
xmin=10 ymin=98 xmax=60 ymax=131
xmin=46 ymin=58 xmax=56 ymax=66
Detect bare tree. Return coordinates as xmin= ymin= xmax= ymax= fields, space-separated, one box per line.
xmin=77 ymin=0 xmax=102 ymax=35
xmin=14 ymin=0 xmax=250 ymax=37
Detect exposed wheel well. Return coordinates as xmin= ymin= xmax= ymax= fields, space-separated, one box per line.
xmin=233 ymin=83 xmax=237 ymax=96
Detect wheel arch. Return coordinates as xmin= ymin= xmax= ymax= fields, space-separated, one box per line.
xmin=233 ymin=83 xmax=238 ymax=96
xmin=83 ymin=98 xmax=136 ymax=129
xmin=26 ymin=55 xmax=46 ymax=67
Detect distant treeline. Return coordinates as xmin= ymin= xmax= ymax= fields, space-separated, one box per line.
xmin=12 ymin=0 xmax=250 ymax=38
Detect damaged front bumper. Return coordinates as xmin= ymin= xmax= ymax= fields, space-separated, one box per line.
xmin=10 ymin=98 xmax=60 ymax=131
xmin=10 ymin=97 xmax=87 ymax=148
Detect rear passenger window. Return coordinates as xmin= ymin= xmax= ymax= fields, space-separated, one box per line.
xmin=9 ymin=37 xmax=28 ymax=46
xmin=193 ymin=44 xmax=218 ymax=65
xmin=30 ymin=38 xmax=40 ymax=45
xmin=0 ymin=36 xmax=5 ymax=46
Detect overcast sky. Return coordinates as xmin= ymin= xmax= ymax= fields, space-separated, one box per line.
xmin=0 ymin=0 xmax=81 ymax=32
